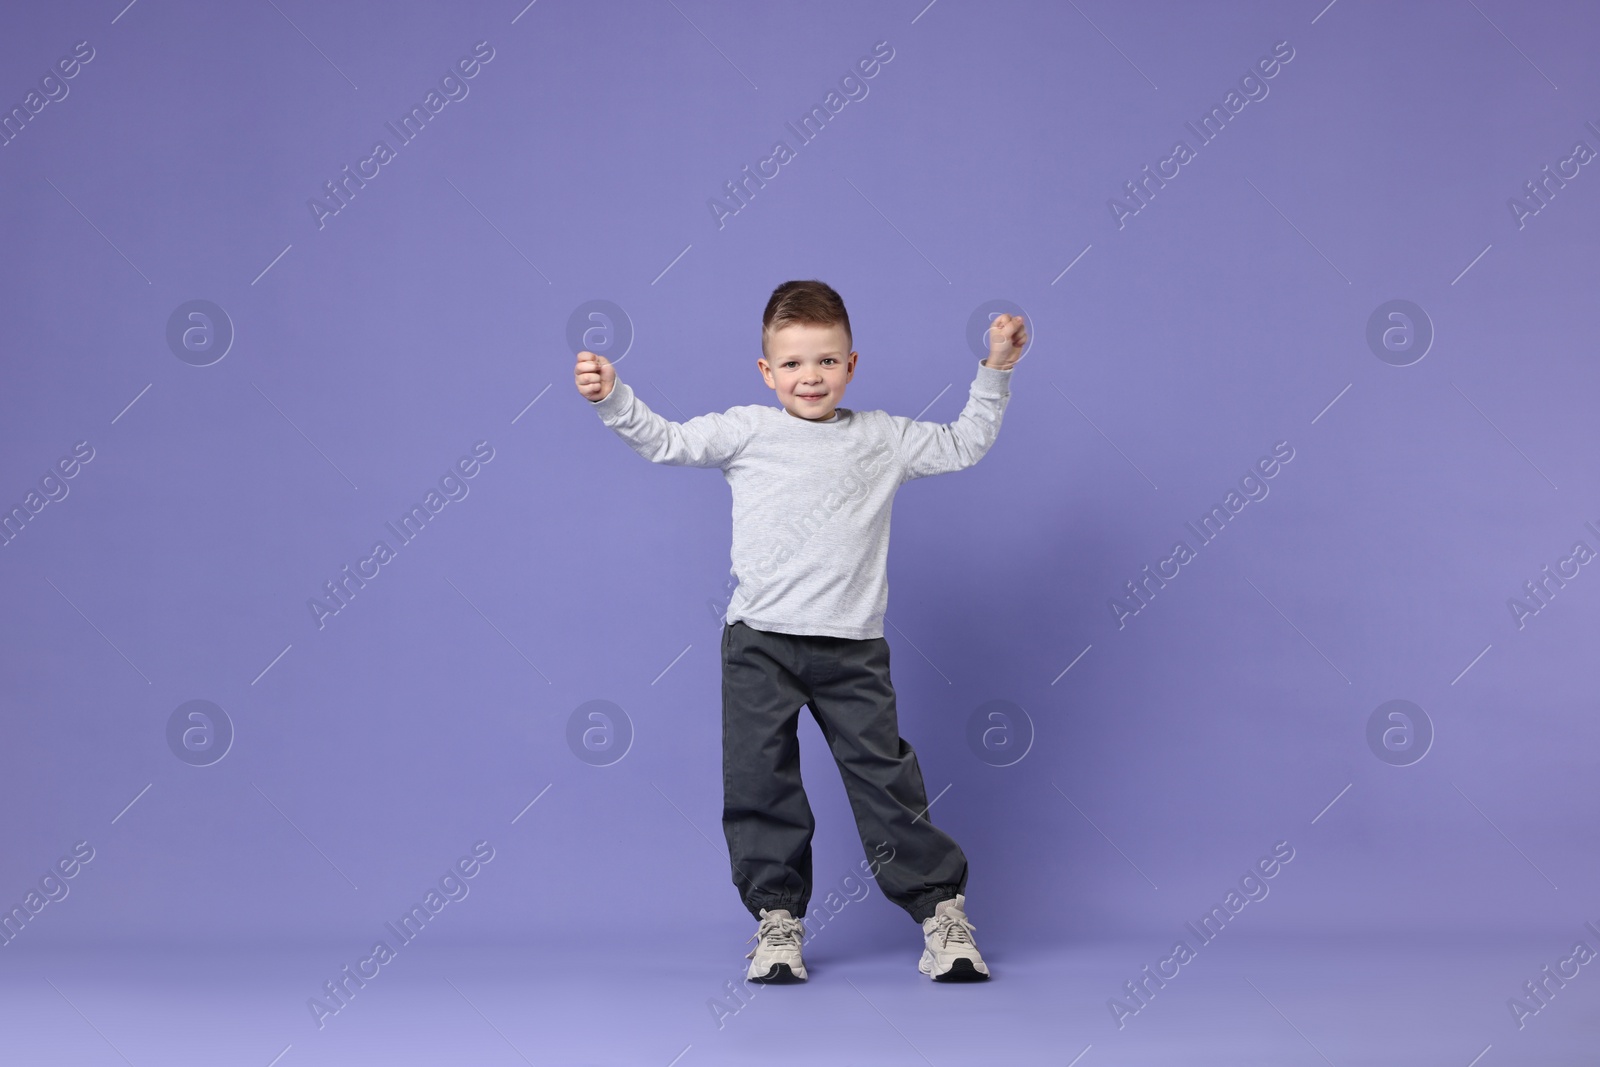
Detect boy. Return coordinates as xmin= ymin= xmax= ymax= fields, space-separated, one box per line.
xmin=573 ymin=280 xmax=1024 ymax=983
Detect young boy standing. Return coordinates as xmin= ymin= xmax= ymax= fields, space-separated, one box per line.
xmin=574 ymin=280 xmax=1024 ymax=983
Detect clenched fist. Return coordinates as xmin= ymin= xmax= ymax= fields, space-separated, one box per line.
xmin=574 ymin=350 xmax=616 ymax=402
xmin=983 ymin=314 xmax=1028 ymax=371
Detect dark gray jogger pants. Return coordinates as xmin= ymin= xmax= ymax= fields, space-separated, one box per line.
xmin=720 ymin=619 xmax=968 ymax=925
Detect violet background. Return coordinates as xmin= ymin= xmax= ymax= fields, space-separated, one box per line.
xmin=1 ymin=1 xmax=1597 ymax=1061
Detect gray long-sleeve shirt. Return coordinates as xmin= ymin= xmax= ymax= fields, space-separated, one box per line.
xmin=589 ymin=360 xmax=1013 ymax=639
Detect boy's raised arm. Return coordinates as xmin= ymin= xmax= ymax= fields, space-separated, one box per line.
xmin=890 ymin=313 xmax=1026 ymax=482
xmin=575 ymin=349 xmax=749 ymax=469
xmin=890 ymin=360 xmax=1012 ymax=481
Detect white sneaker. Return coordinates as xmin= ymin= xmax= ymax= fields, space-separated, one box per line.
xmin=744 ymin=907 xmax=807 ymax=983
xmin=918 ymin=894 xmax=990 ymax=981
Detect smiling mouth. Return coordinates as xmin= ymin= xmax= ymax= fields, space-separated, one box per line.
xmin=798 ymin=393 xmax=825 ymax=401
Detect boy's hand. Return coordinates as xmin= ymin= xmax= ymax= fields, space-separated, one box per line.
xmin=575 ymin=350 xmax=616 ymax=402
xmin=982 ymin=314 xmax=1028 ymax=370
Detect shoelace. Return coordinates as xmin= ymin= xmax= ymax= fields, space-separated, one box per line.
xmin=929 ymin=911 xmax=977 ymax=948
xmin=747 ymin=913 xmax=804 ymax=950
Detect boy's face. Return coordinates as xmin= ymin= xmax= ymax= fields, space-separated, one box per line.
xmin=757 ymin=322 xmax=857 ymax=421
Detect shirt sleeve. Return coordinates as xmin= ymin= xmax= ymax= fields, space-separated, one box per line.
xmin=589 ymin=378 xmax=750 ymax=469
xmin=890 ymin=361 xmax=1013 ymax=482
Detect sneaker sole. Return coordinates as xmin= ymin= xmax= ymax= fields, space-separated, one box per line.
xmin=748 ymin=962 xmax=807 ymax=984
xmin=931 ymin=957 xmax=989 ymax=982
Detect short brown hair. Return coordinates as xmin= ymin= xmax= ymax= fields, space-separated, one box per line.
xmin=761 ymin=279 xmax=852 ymax=358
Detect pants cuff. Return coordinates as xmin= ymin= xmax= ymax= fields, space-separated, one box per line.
xmin=907 ymin=891 xmax=960 ymax=924
xmin=748 ymin=900 xmax=805 ymax=919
